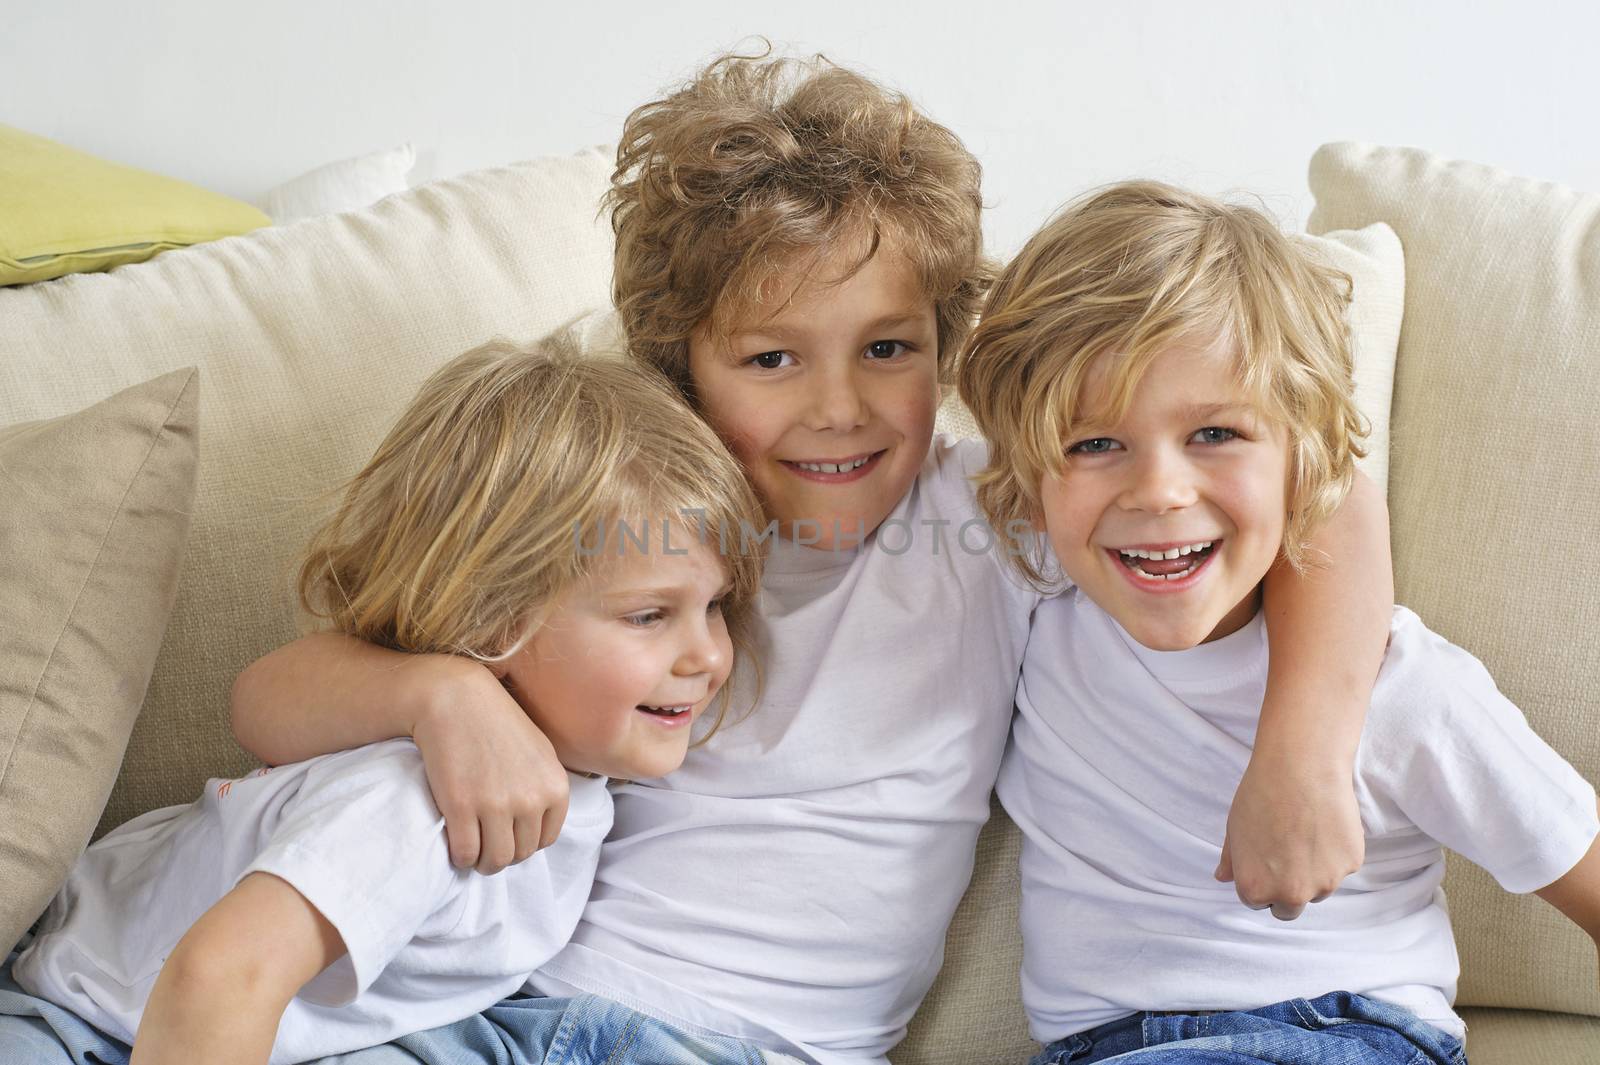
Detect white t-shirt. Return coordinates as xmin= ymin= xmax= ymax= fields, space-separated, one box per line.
xmin=16 ymin=740 xmax=612 ymax=1064
xmin=532 ymin=436 xmax=1039 ymax=1064
xmin=1001 ymin=592 xmax=1599 ymax=1043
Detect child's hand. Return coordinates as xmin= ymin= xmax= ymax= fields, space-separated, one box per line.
xmin=1215 ymin=745 xmax=1363 ymax=919
xmin=411 ymin=661 xmax=570 ymax=874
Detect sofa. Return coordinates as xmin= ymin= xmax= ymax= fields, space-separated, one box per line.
xmin=2 ymin=142 xmax=1596 ymax=1063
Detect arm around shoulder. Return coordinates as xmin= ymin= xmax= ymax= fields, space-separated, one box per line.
xmin=229 ymin=632 xmax=451 ymax=766
xmin=230 ymin=633 xmax=570 ymax=875
xmin=1221 ymin=469 xmax=1393 ymax=914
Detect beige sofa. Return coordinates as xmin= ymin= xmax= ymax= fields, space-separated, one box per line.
xmin=2 ymin=142 xmax=1596 ymax=1063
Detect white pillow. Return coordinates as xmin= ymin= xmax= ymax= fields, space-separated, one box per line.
xmin=258 ymin=144 xmax=416 ymax=224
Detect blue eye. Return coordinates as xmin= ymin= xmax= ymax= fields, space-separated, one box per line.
xmin=624 ymin=610 xmax=664 ymax=628
xmin=1191 ymin=427 xmax=1238 ymax=445
xmin=866 ymin=340 xmax=907 ymax=360
xmin=1068 ymin=438 xmax=1121 ymax=455
xmin=747 ymin=351 xmax=793 ymax=370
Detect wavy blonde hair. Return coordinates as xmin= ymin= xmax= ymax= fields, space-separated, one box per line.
xmin=298 ymin=336 xmax=767 ymax=735
xmin=958 ymin=181 xmax=1367 ymax=588
xmin=608 ymin=46 xmax=990 ymax=399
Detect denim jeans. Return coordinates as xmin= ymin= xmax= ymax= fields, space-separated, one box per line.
xmin=0 ymin=951 xmax=767 ymax=1065
xmin=1029 ymin=991 xmax=1467 ymax=1065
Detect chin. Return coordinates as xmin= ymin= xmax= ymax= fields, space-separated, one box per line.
xmin=1122 ymin=617 xmax=1211 ymax=652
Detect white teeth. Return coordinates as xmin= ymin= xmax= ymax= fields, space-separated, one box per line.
xmin=1118 ymin=540 xmax=1212 ymax=560
xmin=795 ymin=456 xmax=870 ymax=473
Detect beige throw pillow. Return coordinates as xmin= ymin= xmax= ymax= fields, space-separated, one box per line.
xmin=0 ymin=368 xmax=199 ymax=953
xmin=1309 ymin=142 xmax=1600 ymax=1019
xmin=0 ymin=148 xmax=616 ymax=835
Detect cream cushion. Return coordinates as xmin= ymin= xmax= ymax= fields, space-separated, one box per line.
xmin=1309 ymin=143 xmax=1600 ymax=1030
xmin=0 ymin=369 xmax=198 ymax=953
xmin=907 ymin=223 xmax=1407 ymax=1063
xmin=259 ymin=144 xmax=417 ymax=224
xmin=0 ymin=148 xmax=616 ymax=836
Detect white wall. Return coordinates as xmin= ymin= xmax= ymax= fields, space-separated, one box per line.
xmin=5 ymin=1 xmax=1596 ymax=256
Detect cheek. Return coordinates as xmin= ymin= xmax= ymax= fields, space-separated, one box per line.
xmin=887 ymin=369 xmax=941 ymax=431
xmin=696 ymin=382 xmax=776 ymax=465
xmin=1038 ymin=475 xmax=1095 ymax=553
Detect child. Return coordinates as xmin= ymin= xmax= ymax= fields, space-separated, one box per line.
xmin=0 ymin=339 xmax=765 ymax=1065
xmin=228 ymin=54 xmax=1397 ymax=1064
xmin=958 ymin=181 xmax=1600 ymax=1063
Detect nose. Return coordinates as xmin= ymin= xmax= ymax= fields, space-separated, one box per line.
xmin=674 ymin=610 xmax=729 ymax=680
xmin=1119 ymin=445 xmax=1198 ymax=514
xmin=802 ymin=362 xmax=868 ymax=432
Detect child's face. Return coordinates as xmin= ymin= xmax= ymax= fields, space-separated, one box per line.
xmin=1038 ymin=336 xmax=1290 ymax=650
xmin=688 ymin=247 xmax=941 ymax=550
xmin=499 ymin=535 xmax=733 ymax=780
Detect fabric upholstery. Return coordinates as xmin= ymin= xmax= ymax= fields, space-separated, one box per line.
xmin=0 ymin=124 xmax=268 ymax=285
xmin=0 ymin=369 xmax=198 ymax=953
xmin=1309 ymin=142 xmax=1600 ymax=1021
xmin=1459 ymin=1007 xmax=1600 ymax=1065
xmin=0 ymin=148 xmax=616 ymax=836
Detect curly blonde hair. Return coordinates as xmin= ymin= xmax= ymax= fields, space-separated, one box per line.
xmin=958 ymin=181 xmax=1367 ymax=588
xmin=608 ymin=46 xmax=989 ymax=399
xmin=298 ymin=336 xmax=767 ymax=736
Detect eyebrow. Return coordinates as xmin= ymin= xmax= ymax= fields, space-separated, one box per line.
xmin=601 ymin=582 xmax=728 ymax=606
xmin=727 ymin=310 xmax=930 ymax=344
xmin=1176 ymin=402 xmax=1256 ymax=421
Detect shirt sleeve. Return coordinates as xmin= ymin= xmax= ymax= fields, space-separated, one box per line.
xmin=239 ymin=740 xmax=465 ymax=1006
xmin=1357 ymin=610 xmax=1599 ymax=894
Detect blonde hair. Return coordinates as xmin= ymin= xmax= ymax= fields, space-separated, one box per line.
xmin=298 ymin=336 xmax=766 ymax=735
xmin=608 ymin=45 xmax=990 ymax=400
xmin=958 ymin=180 xmax=1367 ymax=587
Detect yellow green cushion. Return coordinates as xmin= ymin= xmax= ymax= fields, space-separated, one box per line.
xmin=0 ymin=125 xmax=269 ymax=286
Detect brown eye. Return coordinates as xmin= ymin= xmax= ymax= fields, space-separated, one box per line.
xmin=748 ymin=351 xmax=792 ymax=370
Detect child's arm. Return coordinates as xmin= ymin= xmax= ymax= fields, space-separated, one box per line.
xmin=130 ymin=873 xmax=344 ymax=1065
xmin=1535 ymin=801 xmax=1600 ymax=982
xmin=230 ymin=633 xmax=569 ymax=874
xmin=1218 ymin=470 xmax=1392 ymax=919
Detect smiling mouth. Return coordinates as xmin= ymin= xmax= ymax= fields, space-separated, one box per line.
xmin=635 ymin=703 xmax=693 ymax=718
xmin=780 ymin=451 xmax=884 ymax=479
xmin=1113 ymin=540 xmax=1218 ymax=582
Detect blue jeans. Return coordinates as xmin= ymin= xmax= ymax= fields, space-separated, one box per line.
xmin=0 ymin=950 xmax=765 ymax=1065
xmin=1029 ymin=992 xmax=1467 ymax=1065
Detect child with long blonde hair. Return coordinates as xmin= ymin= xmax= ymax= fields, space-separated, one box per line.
xmin=228 ymin=52 xmax=1399 ymax=1064
xmin=962 ymin=181 xmax=1599 ymax=1063
xmin=0 ymin=338 xmax=765 ymax=1064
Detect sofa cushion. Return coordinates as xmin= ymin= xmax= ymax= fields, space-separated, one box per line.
xmin=0 ymin=124 xmax=269 ymax=286
xmin=0 ymin=369 xmax=198 ymax=953
xmin=1458 ymin=1007 xmax=1600 ymax=1065
xmin=1309 ymin=142 xmax=1600 ymax=1019
xmin=0 ymin=147 xmax=616 ymax=836
xmin=259 ymin=144 xmax=416 ymax=224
